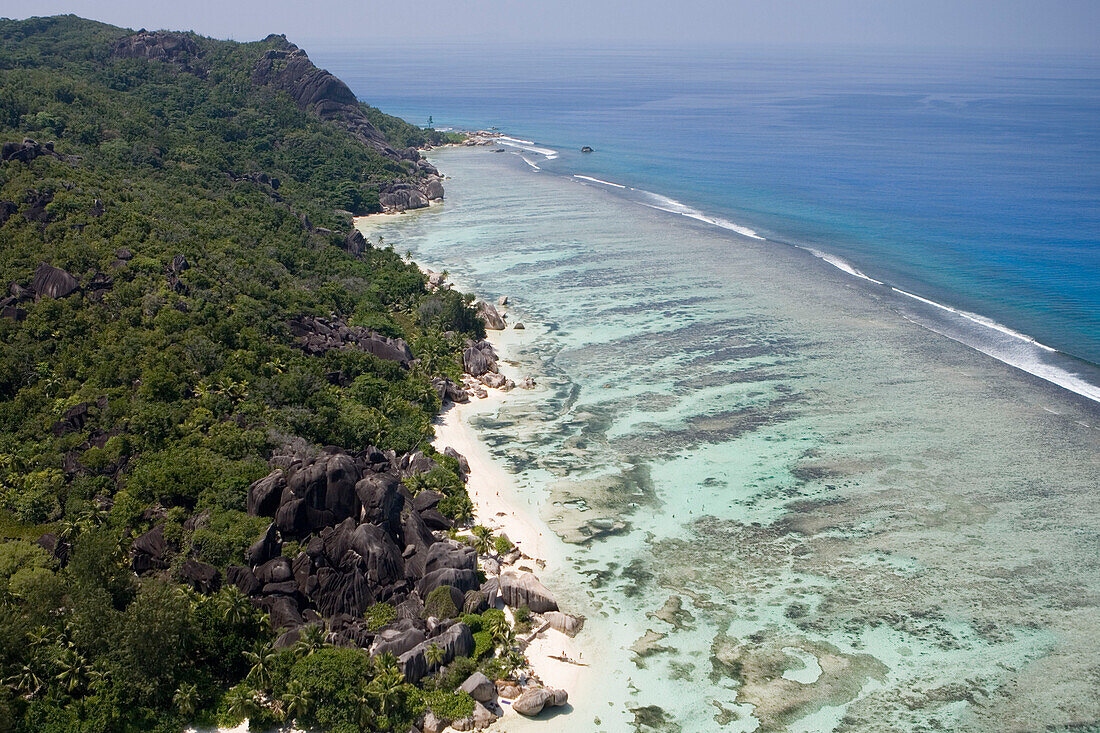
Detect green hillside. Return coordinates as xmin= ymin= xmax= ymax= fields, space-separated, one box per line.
xmin=0 ymin=14 xmax=498 ymax=732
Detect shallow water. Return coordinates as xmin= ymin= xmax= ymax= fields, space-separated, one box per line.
xmin=367 ymin=148 xmax=1100 ymax=732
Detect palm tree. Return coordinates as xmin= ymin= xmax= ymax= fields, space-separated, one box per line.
xmin=173 ymin=682 xmax=200 ymax=719
xmin=367 ymin=665 xmax=406 ymax=719
xmin=425 ymin=643 xmax=447 ymax=670
xmin=217 ymin=587 xmax=253 ymax=626
xmin=57 ymin=518 xmax=82 ymax=544
xmin=469 ymin=525 xmax=493 ymax=556
xmin=225 ymin=686 xmax=260 ymax=722
xmin=243 ymin=640 xmax=276 ymax=690
xmin=293 ymin=623 xmax=326 ymax=659
xmin=373 ymin=651 xmax=398 ymax=675
xmin=488 ymin=614 xmax=513 ymax=646
xmin=282 ymin=679 xmax=313 ymax=721
xmin=55 ymin=646 xmax=88 ymax=695
xmin=6 ymin=664 xmax=43 ymax=698
xmin=354 ymin=686 xmax=375 ymax=730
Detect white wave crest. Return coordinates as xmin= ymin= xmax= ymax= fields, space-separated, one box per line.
xmin=573 ymin=174 xmax=626 ymax=189
xmin=520 ymin=156 xmax=541 ymax=170
xmin=891 ymin=287 xmax=1057 ymax=353
xmin=496 ymin=136 xmax=559 ymax=160
xmin=806 ymin=248 xmax=884 ymax=284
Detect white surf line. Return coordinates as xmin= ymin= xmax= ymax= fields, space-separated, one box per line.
xmin=805 ymin=247 xmax=884 ymax=284
xmin=891 ymin=287 xmax=1057 ymax=352
xmin=520 ymin=156 xmax=541 ymax=170
xmin=495 ymin=136 xmax=559 ymax=159
xmin=573 ymin=174 xmax=627 ymax=188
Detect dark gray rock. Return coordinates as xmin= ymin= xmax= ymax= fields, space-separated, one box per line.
xmin=256 ymin=556 xmax=293 ymax=584
xmin=443 ymin=447 xmax=471 ymax=477
xmin=463 ymin=346 xmax=497 ymax=377
xmin=372 ymin=625 xmax=427 ymax=658
xmin=178 ymin=560 xmax=220 ymax=594
xmin=475 ymin=301 xmax=506 ymax=330
xmin=398 ymin=622 xmax=474 ymax=682
xmin=226 ymin=565 xmax=261 ymax=596
xmin=313 ymin=566 xmax=374 ymax=617
xmin=420 ymin=508 xmax=453 ymax=531
xmin=247 ymin=470 xmax=286 ymax=517
xmin=247 ymin=523 xmax=281 ymax=567
xmin=32 ymin=263 xmax=79 ymax=300
xmin=262 ymin=594 xmax=304 ymax=631
xmin=356 ymin=472 xmax=404 ymax=532
xmin=132 ymin=524 xmax=168 ymax=574
xmin=458 ymin=671 xmax=496 ymax=703
xmin=499 ymin=571 xmax=558 ymax=613
xmin=112 ymin=31 xmax=205 ymax=76
xmin=419 ymin=567 xmax=480 ymax=598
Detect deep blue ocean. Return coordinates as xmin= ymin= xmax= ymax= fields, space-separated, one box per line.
xmin=314 ymin=43 xmax=1100 ymax=373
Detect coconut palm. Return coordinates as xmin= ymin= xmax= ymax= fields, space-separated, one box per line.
xmin=173 ymin=681 xmax=200 ymax=718
xmin=373 ymin=651 xmax=398 ymax=675
xmin=225 ymin=686 xmax=260 ymax=722
xmin=425 ymin=643 xmax=447 ymax=670
xmin=367 ymin=665 xmax=406 ymax=718
xmin=282 ymin=679 xmax=313 ymax=721
xmin=243 ymin=640 xmax=276 ymax=690
xmin=55 ymin=646 xmax=88 ymax=695
xmin=488 ymin=614 xmax=513 ymax=646
xmin=217 ymin=587 xmax=253 ymax=626
xmin=293 ymin=623 xmax=326 ymax=658
xmin=354 ymin=686 xmax=375 ymax=730
xmin=468 ymin=525 xmax=493 ymax=556
xmin=6 ymin=664 xmax=43 ymax=698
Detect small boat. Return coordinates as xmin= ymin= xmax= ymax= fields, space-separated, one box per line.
xmin=581 ymin=146 xmax=594 ymax=153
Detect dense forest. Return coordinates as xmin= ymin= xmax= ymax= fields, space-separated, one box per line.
xmin=0 ymin=14 xmax=520 ymax=733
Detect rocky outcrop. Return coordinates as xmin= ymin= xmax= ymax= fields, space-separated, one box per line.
xmin=475 ymin=301 xmax=506 ymax=330
xmin=512 ymin=686 xmax=568 ymax=716
xmin=398 ymin=621 xmax=474 ymax=682
xmin=289 ymin=315 xmax=413 ymax=364
xmin=2 ymin=139 xmax=76 ymax=165
xmin=178 ymin=560 xmax=220 ymax=594
xmin=458 ymin=671 xmax=496 ymax=702
xmin=112 ymin=31 xmax=205 ymax=76
xmin=499 ymin=571 xmax=558 ymax=613
xmin=379 ymin=182 xmax=429 ymax=212
xmin=250 ymin=37 xmax=443 ymax=211
xmin=251 ymin=38 xmax=391 ymax=154
xmin=463 ymin=341 xmax=498 ymax=377
xmin=31 ymin=263 xmax=78 ymax=300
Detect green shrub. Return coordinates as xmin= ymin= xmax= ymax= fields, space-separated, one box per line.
xmin=460 ymin=613 xmax=484 ymax=633
xmin=191 ymin=510 xmax=269 ymax=568
xmin=472 ymin=630 xmax=492 ymax=660
xmin=287 ymin=647 xmax=373 ymax=732
xmin=364 ymin=602 xmax=396 ymax=631
xmin=422 ymin=689 xmax=475 ymax=722
xmin=424 ymin=585 xmax=458 ymax=620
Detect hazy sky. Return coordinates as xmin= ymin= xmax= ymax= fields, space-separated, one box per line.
xmin=4 ymin=0 xmax=1099 ymax=51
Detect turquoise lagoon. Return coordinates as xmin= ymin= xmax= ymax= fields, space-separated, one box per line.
xmin=364 ymin=147 xmax=1100 ymax=732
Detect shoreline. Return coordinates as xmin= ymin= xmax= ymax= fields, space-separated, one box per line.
xmin=430 ymin=316 xmax=589 ymax=727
